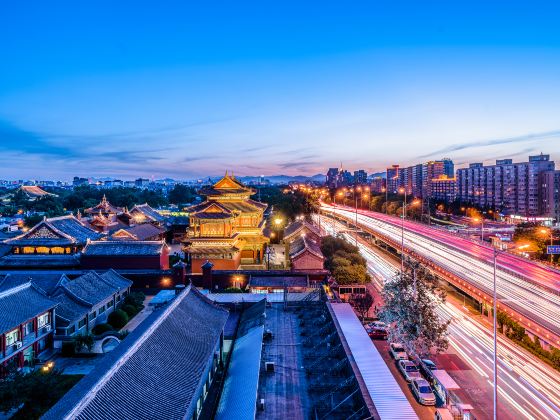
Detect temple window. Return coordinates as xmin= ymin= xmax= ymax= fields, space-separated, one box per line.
xmin=23 ymin=246 xmax=36 ymax=254
xmin=51 ymin=247 xmax=65 ymax=254
xmin=35 ymin=246 xmax=50 ymax=254
xmin=5 ymin=329 xmax=19 ymax=346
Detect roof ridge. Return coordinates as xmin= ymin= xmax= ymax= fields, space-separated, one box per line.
xmin=63 ymin=284 xmax=195 ymax=419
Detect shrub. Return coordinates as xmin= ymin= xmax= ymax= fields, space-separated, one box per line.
xmin=107 ymin=309 xmax=129 ymax=330
xmin=122 ymin=304 xmax=138 ymax=317
xmin=92 ymin=323 xmax=114 ymax=335
xmin=124 ymin=292 xmax=145 ymax=308
xmin=61 ymin=341 xmax=75 ymax=357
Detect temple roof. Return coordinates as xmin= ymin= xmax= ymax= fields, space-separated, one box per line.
xmin=19 ymin=185 xmax=57 ymax=198
xmin=3 ymin=215 xmax=102 ymax=247
xmin=289 ymin=235 xmax=324 ymax=260
xmin=199 ymin=173 xmax=254 ymax=196
xmin=82 ymin=240 xmax=167 ymax=256
xmin=111 ymin=224 xmax=166 ymax=241
xmin=0 ymin=254 xmax=80 ymax=268
xmin=44 ymin=286 xmax=228 ymax=420
xmin=84 ymin=195 xmax=123 ymax=215
xmin=50 ymin=271 xmax=132 ymax=325
xmin=130 ymin=203 xmax=165 ymax=223
xmin=188 ymin=202 xmax=235 ymax=220
xmin=0 ymin=283 xmax=57 ymax=333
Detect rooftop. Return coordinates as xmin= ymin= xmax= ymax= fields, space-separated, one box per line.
xmin=82 ymin=240 xmax=166 ymax=256
xmin=0 ymin=283 xmax=57 ymax=333
xmin=43 ymin=286 xmax=228 ymax=420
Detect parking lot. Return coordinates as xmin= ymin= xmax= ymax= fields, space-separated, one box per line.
xmin=372 ymin=339 xmax=437 ymax=419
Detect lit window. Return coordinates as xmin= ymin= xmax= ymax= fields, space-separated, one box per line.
xmin=6 ymin=329 xmax=19 ymax=346
xmin=37 ymin=313 xmax=50 ymax=328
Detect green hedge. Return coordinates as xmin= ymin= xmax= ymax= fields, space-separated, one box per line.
xmin=107 ymin=309 xmax=129 ymax=330
xmin=92 ymin=323 xmax=114 ymax=335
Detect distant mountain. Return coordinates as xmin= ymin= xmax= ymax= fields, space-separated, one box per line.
xmin=368 ymin=172 xmax=386 ymax=179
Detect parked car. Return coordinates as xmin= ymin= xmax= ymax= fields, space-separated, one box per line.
xmin=368 ymin=321 xmax=387 ymax=330
xmin=411 ymin=378 xmax=437 ymax=406
xmin=416 ymin=358 xmax=438 ymax=380
xmin=398 ymin=360 xmax=421 ymax=382
xmin=389 ymin=343 xmax=408 ymax=360
xmin=368 ymin=327 xmax=388 ymax=340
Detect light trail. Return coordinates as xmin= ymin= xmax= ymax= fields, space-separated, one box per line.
xmin=317 ymin=214 xmax=560 ymax=419
xmin=321 ymin=205 xmax=560 ymax=342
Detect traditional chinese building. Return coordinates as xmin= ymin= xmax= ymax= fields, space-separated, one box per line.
xmin=184 ymin=173 xmax=268 ymax=273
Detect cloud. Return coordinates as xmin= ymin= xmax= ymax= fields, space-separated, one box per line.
xmin=418 ymin=129 xmax=560 ymax=159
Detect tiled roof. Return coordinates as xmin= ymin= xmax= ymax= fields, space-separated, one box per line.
xmin=99 ymin=269 xmax=133 ymax=290
xmin=4 ymin=215 xmax=102 ymax=247
xmin=248 ymin=276 xmax=309 ymax=288
xmin=50 ymin=271 xmax=132 ymax=326
xmin=49 ymin=215 xmax=103 ymax=244
xmin=0 ymin=283 xmax=57 ymax=333
xmin=188 ymin=246 xmax=240 ymax=255
xmin=284 ymin=220 xmax=321 ymax=242
xmin=218 ymin=201 xmax=262 ymax=213
xmin=82 ymin=240 xmax=166 ymax=256
xmin=0 ymin=254 xmax=80 ymax=268
xmin=130 ymin=203 xmax=165 ymax=223
xmin=0 ymin=272 xmax=63 ymax=294
xmin=43 ymin=286 xmax=228 ymax=420
xmin=84 ymin=196 xmax=123 ymax=215
xmin=20 ymin=185 xmax=55 ymax=197
xmin=112 ymin=224 xmax=165 ymax=241
xmin=289 ymin=235 xmax=324 ymax=260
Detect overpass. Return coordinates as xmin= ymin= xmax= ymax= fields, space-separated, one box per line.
xmin=321 ymin=203 xmax=560 ymax=347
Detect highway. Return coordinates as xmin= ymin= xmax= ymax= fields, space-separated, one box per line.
xmin=318 ymin=214 xmax=560 ymax=419
xmin=320 ymin=204 xmax=560 ymax=343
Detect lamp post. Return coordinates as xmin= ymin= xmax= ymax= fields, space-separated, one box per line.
xmin=382 ymin=187 xmax=387 ymax=214
xmin=400 ymin=199 xmax=420 ymax=274
xmin=474 ymin=217 xmax=485 ymax=242
xmin=540 ymin=228 xmax=554 ymax=264
xmin=491 ymin=244 xmax=528 ymax=420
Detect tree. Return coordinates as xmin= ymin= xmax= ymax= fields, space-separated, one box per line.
xmin=0 ymin=369 xmax=82 ymax=418
xmin=168 ymin=184 xmax=195 ymax=205
xmin=350 ymin=291 xmax=374 ymax=321
xmin=73 ymin=333 xmax=94 ymax=352
xmin=379 ymin=257 xmax=449 ymax=357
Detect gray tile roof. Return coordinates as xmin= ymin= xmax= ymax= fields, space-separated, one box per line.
xmin=248 ymin=276 xmax=309 ymax=288
xmin=0 ymin=284 xmax=57 ymax=333
xmin=113 ymin=224 xmax=165 ymax=241
xmin=49 ymin=271 xmax=132 ymax=326
xmin=0 ymin=254 xmax=80 ymax=268
xmin=0 ymin=272 xmax=63 ymax=294
xmin=44 ymin=286 xmax=229 ymax=420
xmin=82 ymin=240 xmax=166 ymax=256
xmin=3 ymin=215 xmax=102 ymax=247
xmin=49 ymin=215 xmax=103 ymax=244
xmin=130 ymin=204 xmax=165 ymax=223
xmin=289 ymin=235 xmax=324 ymax=260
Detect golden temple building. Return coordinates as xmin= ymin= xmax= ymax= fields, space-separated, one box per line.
xmin=184 ymin=173 xmax=268 ymax=273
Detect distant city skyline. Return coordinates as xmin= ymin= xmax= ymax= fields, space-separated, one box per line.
xmin=1 ymin=2 xmax=560 ymax=179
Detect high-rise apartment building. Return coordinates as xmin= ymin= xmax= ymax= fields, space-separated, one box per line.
xmin=354 ymin=170 xmax=368 ymax=185
xmin=456 ymin=154 xmax=555 ymax=217
xmin=386 ymin=165 xmax=400 ymax=193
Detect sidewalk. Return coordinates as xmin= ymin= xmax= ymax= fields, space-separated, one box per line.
xmin=120 ymin=295 xmax=155 ymax=334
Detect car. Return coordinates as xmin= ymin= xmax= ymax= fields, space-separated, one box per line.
xmin=389 ymin=343 xmax=408 ymax=360
xmin=411 ymin=378 xmax=437 ymax=406
xmin=416 ymin=358 xmax=438 ymax=379
xmin=398 ymin=360 xmax=422 ymax=382
xmin=368 ymin=327 xmax=388 ymax=340
xmin=368 ymin=321 xmax=387 ymax=330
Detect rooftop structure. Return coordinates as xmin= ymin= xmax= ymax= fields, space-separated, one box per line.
xmin=184 ymin=173 xmax=269 ymax=273
xmin=44 ymin=285 xmax=228 ymax=420
xmin=329 ymin=302 xmax=418 ymax=419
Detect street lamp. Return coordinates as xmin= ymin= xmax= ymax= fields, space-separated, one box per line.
xmin=540 ymin=228 xmax=554 ymax=264
xmin=381 ymin=187 xmax=387 ymax=214
xmin=399 ymin=187 xmax=408 ymax=218
xmin=491 ymin=244 xmax=529 ymax=420
xmin=474 ymin=217 xmax=485 ymax=242
xmin=400 ymin=199 xmax=420 ymax=273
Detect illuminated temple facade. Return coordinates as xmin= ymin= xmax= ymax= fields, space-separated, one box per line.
xmin=184 ymin=173 xmax=268 ymax=273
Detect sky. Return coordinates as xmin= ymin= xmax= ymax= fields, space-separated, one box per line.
xmin=1 ymin=1 xmax=560 ymax=180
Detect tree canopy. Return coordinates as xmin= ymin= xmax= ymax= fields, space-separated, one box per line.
xmin=321 ymin=235 xmax=370 ymax=285
xmin=379 ymin=257 xmax=449 ymax=357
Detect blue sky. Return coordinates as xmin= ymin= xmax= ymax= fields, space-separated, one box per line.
xmin=1 ymin=1 xmax=560 ymax=180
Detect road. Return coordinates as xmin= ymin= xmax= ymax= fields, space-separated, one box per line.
xmin=318 ymin=214 xmax=560 ymax=420
xmin=321 ymin=204 xmax=560 ymax=343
